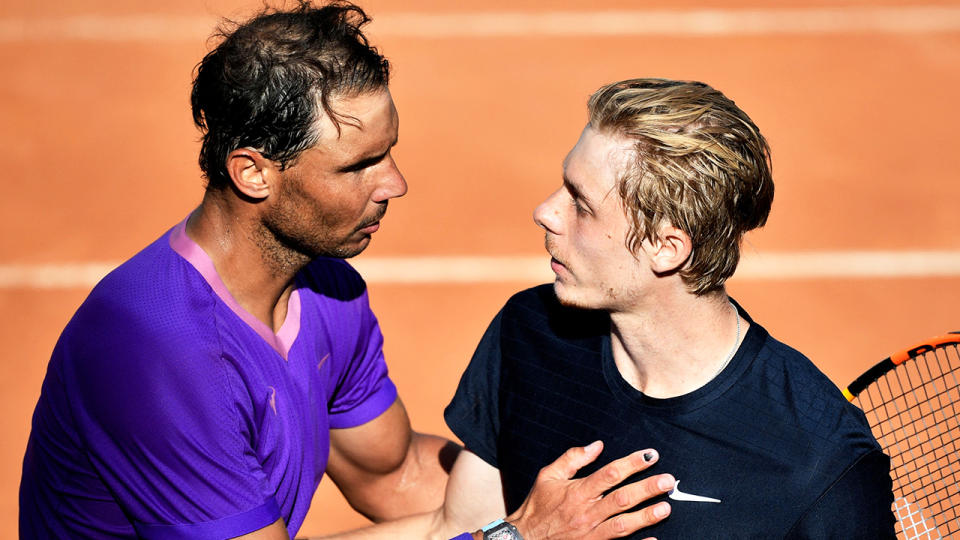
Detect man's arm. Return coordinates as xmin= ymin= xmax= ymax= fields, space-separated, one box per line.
xmin=326 ymin=398 xmax=460 ymax=521
xmin=315 ymin=441 xmax=674 ymax=540
xmin=315 ymin=447 xmax=502 ymax=539
xmin=231 ymin=398 xmax=456 ymax=539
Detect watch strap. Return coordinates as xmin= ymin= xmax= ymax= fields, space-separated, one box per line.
xmin=481 ymin=518 xmax=524 ymax=540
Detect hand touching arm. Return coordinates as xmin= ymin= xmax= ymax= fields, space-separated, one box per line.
xmin=313 ymin=441 xmax=673 ymax=540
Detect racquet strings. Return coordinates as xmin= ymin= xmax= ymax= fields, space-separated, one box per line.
xmin=851 ymin=343 xmax=960 ymax=540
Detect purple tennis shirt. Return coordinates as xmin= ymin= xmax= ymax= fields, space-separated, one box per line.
xmin=20 ymin=218 xmax=398 ymax=539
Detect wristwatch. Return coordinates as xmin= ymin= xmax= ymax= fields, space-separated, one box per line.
xmin=481 ymin=519 xmax=525 ymax=540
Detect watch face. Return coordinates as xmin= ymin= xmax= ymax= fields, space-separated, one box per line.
xmin=486 ymin=528 xmax=517 ymax=540
xmin=485 ymin=523 xmax=520 ymax=540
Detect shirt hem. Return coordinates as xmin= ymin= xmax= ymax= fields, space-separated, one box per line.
xmin=328 ymin=379 xmax=399 ymax=429
xmin=133 ymin=498 xmax=281 ymax=540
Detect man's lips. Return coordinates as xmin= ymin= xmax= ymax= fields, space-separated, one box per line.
xmin=358 ymin=221 xmax=380 ymax=234
xmin=358 ymin=206 xmax=388 ymax=234
xmin=544 ymin=238 xmax=567 ymax=275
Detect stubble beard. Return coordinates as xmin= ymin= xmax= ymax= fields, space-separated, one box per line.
xmin=258 ymin=217 xmax=368 ymax=272
xmin=545 ymin=237 xmax=636 ymax=312
xmin=255 ymin=175 xmax=385 ymax=276
xmin=257 ymin=199 xmax=389 ymax=279
xmin=255 ymin=209 xmax=363 ymax=279
xmin=548 ymin=256 xmax=619 ymax=312
xmin=545 ymin=236 xmax=579 ymax=307
xmin=555 ymin=279 xmax=631 ymax=313
xmin=253 ymin=221 xmax=314 ymax=278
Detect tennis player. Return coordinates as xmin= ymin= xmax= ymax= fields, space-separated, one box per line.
xmin=19 ymin=3 xmax=673 ymax=539
xmin=442 ymin=79 xmax=898 ymax=538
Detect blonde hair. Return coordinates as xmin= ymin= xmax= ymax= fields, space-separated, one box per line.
xmin=588 ymin=78 xmax=774 ymax=295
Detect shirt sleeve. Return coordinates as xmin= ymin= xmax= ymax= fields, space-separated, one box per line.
xmin=444 ymin=309 xmax=504 ymax=468
xmin=61 ymin=299 xmax=280 ymax=539
xmin=325 ymin=281 xmax=398 ymax=429
xmin=785 ymin=450 xmax=896 ymax=539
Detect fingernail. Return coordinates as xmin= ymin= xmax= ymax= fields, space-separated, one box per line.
xmin=658 ymin=476 xmax=675 ymax=490
xmin=586 ymin=440 xmax=602 ymax=452
xmin=642 ymin=450 xmax=657 ymax=462
xmin=654 ymin=503 xmax=670 ymax=518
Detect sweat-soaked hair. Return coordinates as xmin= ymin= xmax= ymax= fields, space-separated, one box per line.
xmin=588 ymin=78 xmax=774 ymax=295
xmin=191 ymin=1 xmax=390 ymax=190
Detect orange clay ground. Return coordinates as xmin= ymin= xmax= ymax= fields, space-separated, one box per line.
xmin=2 ymin=0 xmax=959 ymax=536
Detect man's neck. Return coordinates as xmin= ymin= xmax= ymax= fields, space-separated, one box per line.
xmin=185 ymin=193 xmax=306 ymax=332
xmin=608 ymin=289 xmax=746 ymax=399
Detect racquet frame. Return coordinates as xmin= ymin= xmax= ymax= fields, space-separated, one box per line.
xmin=844 ymin=332 xmax=960 ymax=540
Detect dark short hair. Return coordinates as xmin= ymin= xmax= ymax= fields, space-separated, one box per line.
xmin=191 ymin=1 xmax=390 ymax=190
xmin=588 ymin=78 xmax=774 ymax=295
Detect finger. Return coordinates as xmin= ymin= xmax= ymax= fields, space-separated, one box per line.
xmin=581 ymin=448 xmax=660 ymax=495
xmin=591 ymin=501 xmax=671 ymax=539
xmin=540 ymin=440 xmax=604 ymax=480
xmin=594 ymin=473 xmax=676 ymax=520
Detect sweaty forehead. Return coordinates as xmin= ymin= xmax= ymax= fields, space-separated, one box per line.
xmin=313 ymin=89 xmax=398 ymax=157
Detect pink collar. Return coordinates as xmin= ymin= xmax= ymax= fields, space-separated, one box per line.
xmin=169 ymin=216 xmax=301 ymax=360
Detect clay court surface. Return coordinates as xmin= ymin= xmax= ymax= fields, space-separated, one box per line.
xmin=2 ymin=0 xmax=960 ymax=536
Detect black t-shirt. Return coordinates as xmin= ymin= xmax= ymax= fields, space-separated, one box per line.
xmin=445 ymin=285 xmax=895 ymax=539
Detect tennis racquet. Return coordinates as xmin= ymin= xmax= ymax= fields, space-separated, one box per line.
xmin=843 ymin=332 xmax=960 ymax=540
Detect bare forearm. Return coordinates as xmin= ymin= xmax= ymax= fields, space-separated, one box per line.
xmin=333 ymin=432 xmax=461 ymax=522
xmin=314 ymin=445 xmax=497 ymax=540
xmin=383 ymin=432 xmax=460 ymax=518
xmin=307 ymin=507 xmax=463 ymax=540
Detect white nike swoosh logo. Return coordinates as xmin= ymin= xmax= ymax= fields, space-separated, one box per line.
xmin=668 ymin=481 xmax=721 ymax=503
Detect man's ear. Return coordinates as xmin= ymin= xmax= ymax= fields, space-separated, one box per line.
xmin=225 ymin=148 xmax=275 ymax=200
xmin=646 ymin=223 xmax=692 ymax=274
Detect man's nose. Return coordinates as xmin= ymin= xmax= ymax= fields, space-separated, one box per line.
xmin=533 ymin=189 xmax=563 ymax=234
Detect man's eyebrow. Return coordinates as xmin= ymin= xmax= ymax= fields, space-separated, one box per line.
xmin=338 ymin=137 xmax=398 ymax=173
xmin=563 ymin=174 xmax=591 ymax=205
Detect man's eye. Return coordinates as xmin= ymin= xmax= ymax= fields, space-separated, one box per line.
xmin=341 ymin=154 xmax=386 ymax=173
xmin=572 ymin=198 xmax=588 ymax=215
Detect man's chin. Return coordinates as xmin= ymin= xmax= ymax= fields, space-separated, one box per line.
xmin=553 ymin=281 xmax=608 ymax=312
xmin=308 ymin=235 xmax=371 ymax=260
xmin=329 ymin=238 xmax=371 ymax=259
xmin=552 ymin=281 xmax=583 ymax=307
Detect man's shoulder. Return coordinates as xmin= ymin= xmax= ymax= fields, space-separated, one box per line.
xmin=91 ymin=231 xmax=204 ymax=305
xmin=753 ymin=338 xmax=891 ymax=536
xmin=751 ymin=329 xmax=880 ymax=452
xmin=64 ymin=229 xmax=218 ymax=355
xmin=757 ymin=332 xmax=841 ymax=398
xmin=51 ymin=230 xmax=231 ymax=408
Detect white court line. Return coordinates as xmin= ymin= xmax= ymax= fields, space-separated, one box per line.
xmin=1 ymin=7 xmax=960 ymax=42
xmin=3 ymin=251 xmax=960 ymax=288
xmin=374 ymin=7 xmax=960 ymax=37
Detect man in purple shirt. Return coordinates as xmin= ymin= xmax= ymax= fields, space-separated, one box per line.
xmin=20 ymin=2 xmax=672 ymax=539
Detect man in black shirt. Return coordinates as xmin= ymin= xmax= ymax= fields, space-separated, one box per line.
xmin=445 ymin=78 xmax=896 ymax=538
